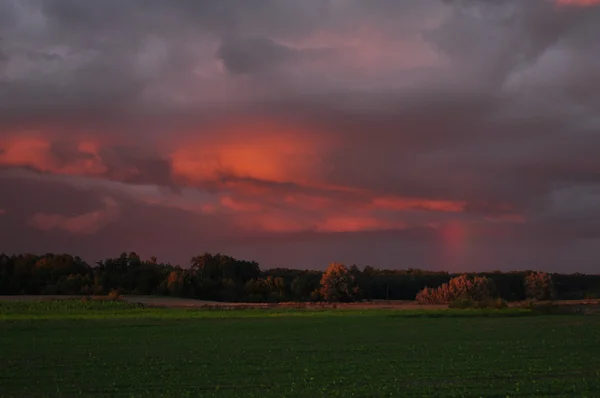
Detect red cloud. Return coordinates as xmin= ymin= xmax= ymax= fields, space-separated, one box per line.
xmin=1 ymin=120 xmax=525 ymax=237
xmin=230 ymin=211 xmax=407 ymax=234
xmin=0 ymin=137 xmax=107 ymax=176
xmin=169 ymin=119 xmax=331 ymax=187
xmin=28 ymin=197 xmax=119 ymax=235
xmin=169 ymin=121 xmax=523 ymax=233
xmin=315 ymin=216 xmax=406 ymax=233
xmin=555 ymin=0 xmax=600 ymax=6
xmin=372 ymin=196 xmax=467 ymax=213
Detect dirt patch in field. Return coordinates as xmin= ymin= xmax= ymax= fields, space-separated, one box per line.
xmin=0 ymin=295 xmax=83 ymax=301
xmin=119 ymin=296 xmax=449 ymax=310
xmin=2 ymin=295 xmax=600 ymax=312
xmin=0 ymin=295 xmax=447 ymax=310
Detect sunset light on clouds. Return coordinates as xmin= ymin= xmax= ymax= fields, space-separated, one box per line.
xmin=555 ymin=0 xmax=600 ymax=6
xmin=1 ymin=0 xmax=599 ymax=272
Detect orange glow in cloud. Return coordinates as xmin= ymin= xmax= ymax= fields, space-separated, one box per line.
xmin=555 ymin=0 xmax=600 ymax=6
xmin=372 ymin=196 xmax=467 ymax=213
xmin=0 ymin=136 xmax=107 ymax=176
xmin=219 ymin=195 xmax=264 ymax=212
xmin=0 ymin=138 xmax=52 ymax=169
xmin=0 ymin=125 xmax=526 ymax=237
xmin=234 ymin=211 xmax=407 ymax=234
xmin=170 ymin=120 xmax=329 ymax=186
xmin=282 ymin=193 xmax=336 ymax=211
xmin=28 ymin=197 xmax=119 ymax=235
xmin=170 ymin=128 xmax=524 ymax=234
xmin=316 ymin=216 xmax=405 ymax=233
xmin=236 ymin=212 xmax=311 ymax=233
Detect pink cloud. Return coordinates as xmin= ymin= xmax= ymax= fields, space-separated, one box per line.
xmin=371 ymin=196 xmax=467 ymax=213
xmin=555 ymin=0 xmax=600 ymax=6
xmin=169 ymin=118 xmax=332 ymax=187
xmin=0 ymin=136 xmax=107 ymax=177
xmin=1 ymin=118 xmax=525 ymax=238
xmin=315 ymin=216 xmax=406 ymax=233
xmin=28 ymin=197 xmax=120 ymax=235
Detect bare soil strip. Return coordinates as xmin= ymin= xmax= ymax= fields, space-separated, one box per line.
xmin=1 ymin=295 xmax=599 ymax=311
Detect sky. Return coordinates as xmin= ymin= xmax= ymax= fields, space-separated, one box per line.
xmin=1 ymin=0 xmax=600 ymax=272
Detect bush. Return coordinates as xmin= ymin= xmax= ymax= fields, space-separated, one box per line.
xmin=309 ymin=289 xmax=322 ymax=302
xmin=524 ymin=272 xmax=555 ymax=301
xmin=448 ymin=298 xmax=475 ymax=309
xmin=417 ymin=275 xmax=496 ymax=304
xmin=491 ymin=298 xmax=509 ymax=309
xmin=449 ymin=298 xmax=508 ymax=309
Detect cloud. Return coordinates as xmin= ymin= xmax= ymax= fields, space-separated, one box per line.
xmin=28 ymin=197 xmax=120 ymax=235
xmin=169 ymin=119 xmax=329 ymax=187
xmin=1 ymin=0 xmax=599 ymax=271
xmin=217 ymin=36 xmax=333 ymax=76
xmin=0 ymin=135 xmax=175 ymax=187
xmin=555 ymin=0 xmax=600 ymax=6
xmin=0 ymin=137 xmax=107 ymax=176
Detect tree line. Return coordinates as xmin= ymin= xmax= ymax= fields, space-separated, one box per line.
xmin=1 ymin=252 xmax=600 ymax=302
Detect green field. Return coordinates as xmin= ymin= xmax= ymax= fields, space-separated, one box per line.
xmin=1 ymin=301 xmax=599 ymax=397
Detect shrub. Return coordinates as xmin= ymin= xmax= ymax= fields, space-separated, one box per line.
xmin=416 ymin=275 xmax=496 ymax=304
xmin=491 ymin=298 xmax=509 ymax=309
xmin=309 ymin=289 xmax=322 ymax=302
xmin=166 ymin=271 xmax=184 ymax=297
xmin=449 ymin=298 xmax=508 ymax=309
xmin=524 ymin=272 xmax=555 ymax=301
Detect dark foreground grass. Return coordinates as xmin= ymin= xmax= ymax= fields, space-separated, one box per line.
xmin=1 ymin=301 xmax=599 ymax=397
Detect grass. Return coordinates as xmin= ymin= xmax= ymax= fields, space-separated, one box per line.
xmin=0 ymin=299 xmax=534 ymax=320
xmin=1 ymin=300 xmax=599 ymax=397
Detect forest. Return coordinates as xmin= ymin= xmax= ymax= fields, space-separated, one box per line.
xmin=1 ymin=251 xmax=600 ymax=303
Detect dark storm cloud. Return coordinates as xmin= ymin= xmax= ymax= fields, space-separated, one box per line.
xmin=0 ymin=0 xmax=438 ymax=114
xmin=94 ymin=146 xmax=174 ymax=187
xmin=217 ymin=36 xmax=333 ymax=76
xmin=0 ymin=38 xmax=7 ymax=65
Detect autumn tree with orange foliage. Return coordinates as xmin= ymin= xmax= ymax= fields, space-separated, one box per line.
xmin=166 ymin=270 xmax=184 ymax=296
xmin=524 ymin=271 xmax=555 ymax=301
xmin=319 ymin=263 xmax=360 ymax=302
xmin=416 ymin=275 xmax=496 ymax=304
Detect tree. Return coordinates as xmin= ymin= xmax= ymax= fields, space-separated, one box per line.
xmin=525 ymin=272 xmax=555 ymax=301
xmin=319 ymin=263 xmax=359 ymax=302
xmin=290 ymin=275 xmax=314 ymax=300
xmin=191 ymin=253 xmax=218 ymax=298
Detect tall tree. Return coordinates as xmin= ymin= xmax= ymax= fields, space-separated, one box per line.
xmin=525 ymin=272 xmax=555 ymax=301
xmin=319 ymin=263 xmax=359 ymax=302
